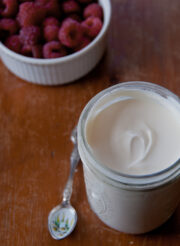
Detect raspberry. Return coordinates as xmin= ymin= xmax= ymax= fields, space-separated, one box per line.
xmin=0 ymin=0 xmax=18 ymax=18
xmin=58 ymin=18 xmax=83 ymax=48
xmin=43 ymin=41 xmax=67 ymax=59
xmin=43 ymin=17 xmax=60 ymax=27
xmin=19 ymin=0 xmax=32 ymax=2
xmin=19 ymin=26 xmax=41 ymax=46
xmin=20 ymin=44 xmax=42 ymax=58
xmin=0 ymin=18 xmax=19 ymax=34
xmin=35 ymin=0 xmax=61 ymax=18
xmin=43 ymin=17 xmax=60 ymax=42
xmin=74 ymin=36 xmax=90 ymax=51
xmin=62 ymin=0 xmax=80 ymax=14
xmin=66 ymin=14 xmax=82 ymax=22
xmin=82 ymin=16 xmax=102 ymax=38
xmin=77 ymin=0 xmax=93 ymax=3
xmin=84 ymin=3 xmax=103 ymax=19
xmin=5 ymin=35 xmax=22 ymax=53
xmin=44 ymin=24 xmax=59 ymax=41
xmin=21 ymin=44 xmax=32 ymax=56
xmin=17 ymin=2 xmax=46 ymax=27
xmin=32 ymin=45 xmax=43 ymax=58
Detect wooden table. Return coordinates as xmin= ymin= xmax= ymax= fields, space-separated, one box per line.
xmin=0 ymin=0 xmax=180 ymax=245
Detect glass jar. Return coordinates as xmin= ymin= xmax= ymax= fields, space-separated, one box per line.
xmin=77 ymin=81 xmax=180 ymax=234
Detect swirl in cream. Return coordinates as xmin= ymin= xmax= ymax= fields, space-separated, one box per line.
xmin=124 ymin=123 xmax=153 ymax=168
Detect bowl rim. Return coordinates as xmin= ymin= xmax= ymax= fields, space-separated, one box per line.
xmin=0 ymin=0 xmax=111 ymax=65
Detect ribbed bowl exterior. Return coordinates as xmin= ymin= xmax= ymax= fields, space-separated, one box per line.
xmin=0 ymin=35 xmax=107 ymax=85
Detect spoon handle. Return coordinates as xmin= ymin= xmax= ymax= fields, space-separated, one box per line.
xmin=62 ymin=145 xmax=80 ymax=205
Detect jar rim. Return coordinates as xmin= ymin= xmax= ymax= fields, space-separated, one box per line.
xmin=78 ymin=81 xmax=180 ymax=187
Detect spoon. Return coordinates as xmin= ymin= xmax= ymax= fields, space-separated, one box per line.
xmin=48 ymin=127 xmax=80 ymax=240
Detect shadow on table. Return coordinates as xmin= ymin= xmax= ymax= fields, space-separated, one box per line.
xmin=147 ymin=206 xmax=180 ymax=236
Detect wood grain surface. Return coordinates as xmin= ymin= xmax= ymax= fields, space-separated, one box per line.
xmin=0 ymin=0 xmax=180 ymax=245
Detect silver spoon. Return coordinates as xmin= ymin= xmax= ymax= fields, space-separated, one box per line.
xmin=48 ymin=127 xmax=80 ymax=240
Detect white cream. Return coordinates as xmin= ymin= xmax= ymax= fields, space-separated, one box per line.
xmin=86 ymin=90 xmax=180 ymax=175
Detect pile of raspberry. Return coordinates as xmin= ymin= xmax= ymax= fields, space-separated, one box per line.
xmin=0 ymin=0 xmax=103 ymax=59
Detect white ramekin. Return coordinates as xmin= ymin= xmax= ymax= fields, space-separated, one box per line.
xmin=77 ymin=81 xmax=180 ymax=234
xmin=0 ymin=0 xmax=111 ymax=85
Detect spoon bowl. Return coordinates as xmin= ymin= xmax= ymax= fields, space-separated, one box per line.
xmin=48 ymin=204 xmax=77 ymax=240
